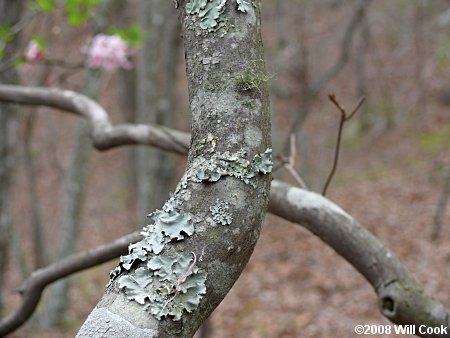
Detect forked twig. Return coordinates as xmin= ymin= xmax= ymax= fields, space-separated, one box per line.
xmin=284 ymin=134 xmax=308 ymax=189
xmin=322 ymin=94 xmax=365 ymax=195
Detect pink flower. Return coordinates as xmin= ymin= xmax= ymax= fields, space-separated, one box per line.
xmin=25 ymin=41 xmax=44 ymax=62
xmin=85 ymin=34 xmax=134 ymax=71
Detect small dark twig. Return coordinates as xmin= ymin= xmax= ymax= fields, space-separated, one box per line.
xmin=322 ymin=94 xmax=365 ymax=195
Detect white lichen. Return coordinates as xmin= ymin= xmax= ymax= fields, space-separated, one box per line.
xmin=185 ymin=0 xmax=254 ymax=31
xmin=210 ymin=199 xmax=233 ymax=225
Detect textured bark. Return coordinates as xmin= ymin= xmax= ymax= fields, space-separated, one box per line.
xmin=77 ymin=2 xmax=271 ymax=337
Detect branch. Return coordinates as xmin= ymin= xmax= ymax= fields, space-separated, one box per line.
xmin=284 ymin=134 xmax=308 ymax=189
xmin=269 ymin=182 xmax=450 ymax=336
xmin=0 ymin=232 xmax=141 ymax=336
xmin=289 ymin=0 xmax=371 ymax=132
xmin=0 ymin=84 xmax=449 ymax=337
xmin=0 ymin=85 xmax=190 ymax=154
xmin=322 ymin=94 xmax=364 ymax=195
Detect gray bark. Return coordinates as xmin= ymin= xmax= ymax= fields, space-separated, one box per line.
xmin=78 ymin=2 xmax=271 ymax=337
xmin=0 ymin=0 xmax=23 ymax=318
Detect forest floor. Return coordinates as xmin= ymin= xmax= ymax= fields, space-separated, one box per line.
xmin=4 ymin=93 xmax=450 ymax=338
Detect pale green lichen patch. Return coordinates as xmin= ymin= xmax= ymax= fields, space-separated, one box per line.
xmin=186 ymin=0 xmax=227 ymax=31
xmin=236 ymin=60 xmax=272 ymax=93
xmin=117 ymin=267 xmax=153 ymax=305
xmin=191 ymin=148 xmax=273 ymax=187
xmin=210 ymin=199 xmax=233 ymax=225
xmin=185 ymin=0 xmax=254 ymax=31
xmin=236 ymin=0 xmax=252 ymax=13
xmin=108 ymin=197 xmax=194 ymax=284
xmin=117 ymin=253 xmax=207 ymax=321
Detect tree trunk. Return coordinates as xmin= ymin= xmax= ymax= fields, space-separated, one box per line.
xmin=135 ymin=0 xmax=180 ymax=220
xmin=0 ymin=0 xmax=23 ymax=318
xmin=38 ymin=70 xmax=103 ymax=327
xmin=77 ymin=1 xmax=271 ymax=336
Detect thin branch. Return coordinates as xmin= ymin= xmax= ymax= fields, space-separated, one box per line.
xmin=284 ymin=134 xmax=308 ymax=189
xmin=0 ymin=232 xmax=141 ymax=336
xmin=0 ymin=85 xmax=190 ymax=154
xmin=322 ymin=94 xmax=364 ymax=196
xmin=0 ymin=84 xmax=449 ymax=337
xmin=288 ymin=0 xmax=372 ymax=134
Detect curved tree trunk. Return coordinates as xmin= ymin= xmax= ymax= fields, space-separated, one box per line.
xmin=77 ymin=1 xmax=271 ymax=337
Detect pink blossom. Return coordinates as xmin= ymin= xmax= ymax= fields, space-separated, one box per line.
xmin=25 ymin=41 xmax=44 ymax=62
xmin=85 ymin=34 xmax=134 ymax=71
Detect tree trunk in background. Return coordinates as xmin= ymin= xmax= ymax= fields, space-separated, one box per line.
xmin=355 ymin=6 xmax=371 ymax=134
xmin=0 ymin=0 xmax=23 ymax=318
xmin=413 ymin=0 xmax=428 ymax=125
xmin=135 ymin=0 xmax=179 ymax=221
xmin=23 ymin=14 xmax=54 ymax=270
xmin=39 ymin=0 xmax=119 ymax=325
xmin=38 ymin=70 xmax=103 ymax=327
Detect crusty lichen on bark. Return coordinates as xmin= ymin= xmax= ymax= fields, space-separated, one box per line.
xmin=77 ymin=1 xmax=270 ymax=336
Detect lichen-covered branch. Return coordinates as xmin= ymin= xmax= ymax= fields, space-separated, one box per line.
xmin=76 ymin=1 xmax=272 ymax=337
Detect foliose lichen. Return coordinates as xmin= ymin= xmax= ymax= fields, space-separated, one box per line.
xmin=109 ymin=196 xmax=194 ymax=283
xmin=108 ymin=138 xmax=272 ymax=323
xmin=117 ymin=252 xmax=207 ymax=321
xmin=191 ymin=147 xmax=273 ymax=187
xmin=210 ymin=199 xmax=233 ymax=225
xmin=185 ymin=0 xmax=254 ymax=31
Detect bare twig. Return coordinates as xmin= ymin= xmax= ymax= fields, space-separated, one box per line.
xmin=284 ymin=134 xmax=308 ymax=189
xmin=322 ymin=94 xmax=364 ymax=196
xmin=288 ymin=0 xmax=372 ymax=135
